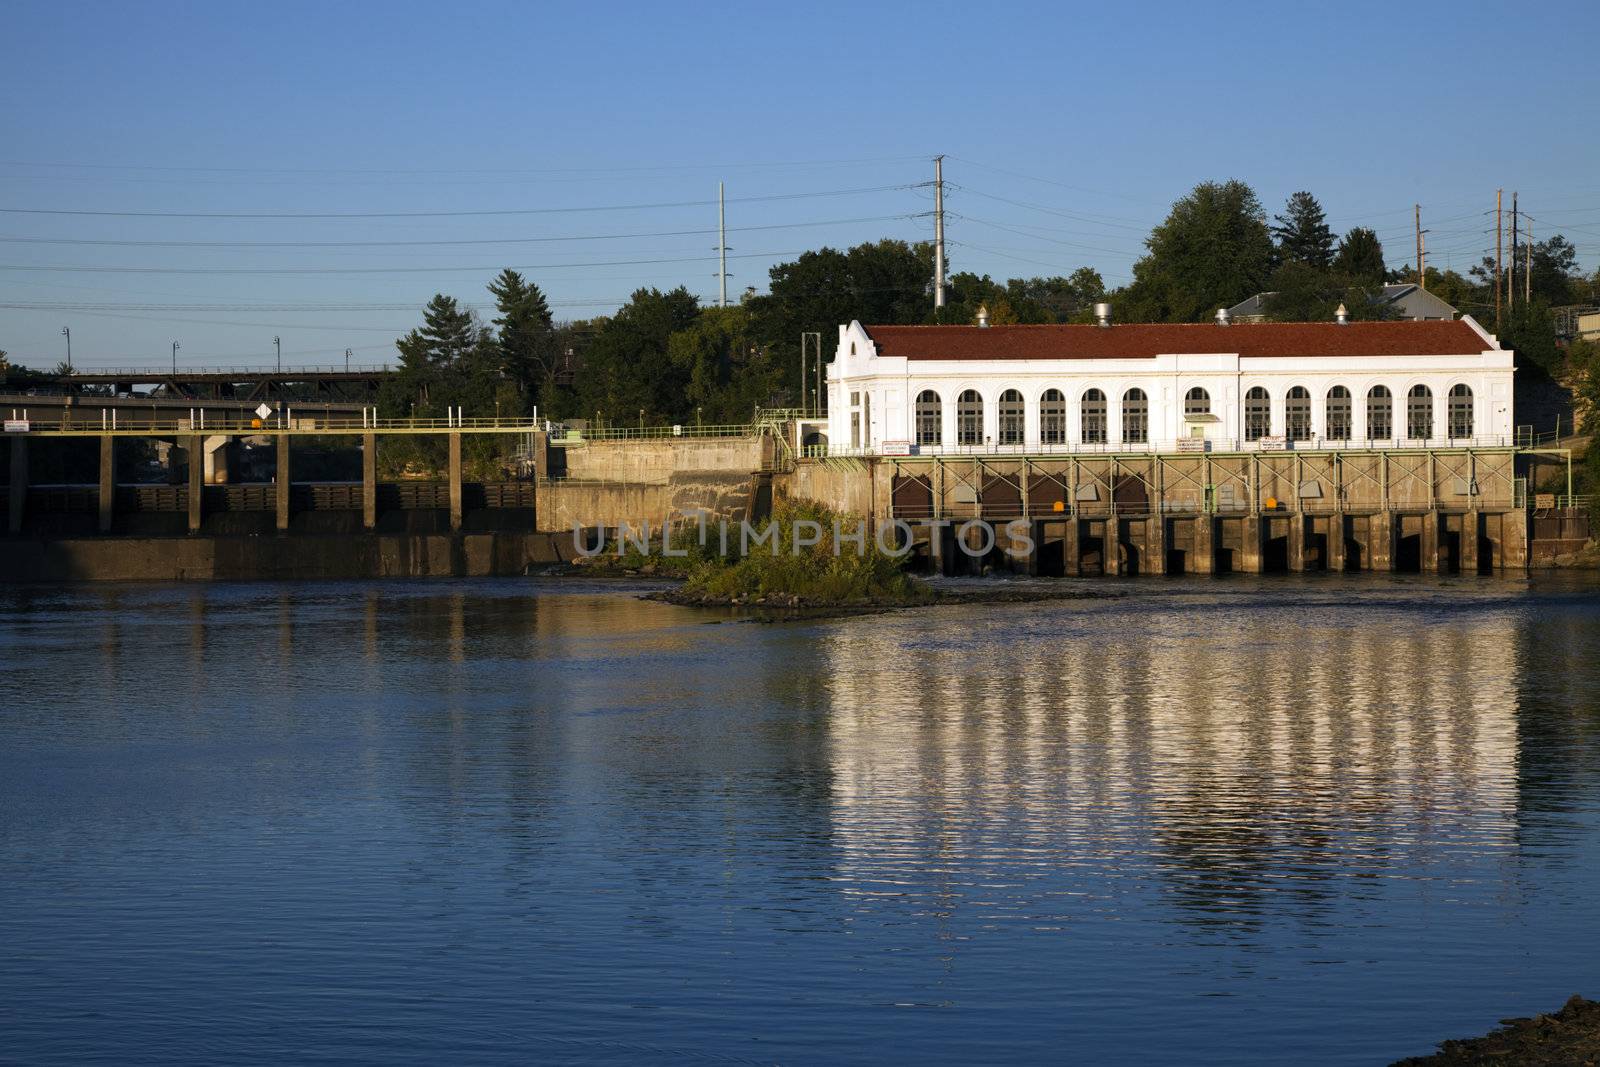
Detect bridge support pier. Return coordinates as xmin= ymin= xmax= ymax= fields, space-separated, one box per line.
xmin=362 ymin=432 xmax=377 ymax=530
xmin=449 ymin=432 xmax=463 ymax=531
xmin=99 ymin=434 xmax=114 ymax=533
xmin=275 ymin=434 xmax=291 ymax=532
xmin=1329 ymin=511 xmax=1347 ymax=572
xmin=8 ymin=437 xmax=26 ymax=535
xmin=188 ymin=434 xmax=203 ymax=533
xmin=1289 ymin=513 xmax=1307 ymax=572
xmin=1193 ymin=515 xmax=1215 ymax=575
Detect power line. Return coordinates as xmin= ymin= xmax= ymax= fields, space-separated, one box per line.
xmin=0 ymin=250 xmax=804 ymax=276
xmin=0 ymin=184 xmax=915 ymax=220
xmin=0 ymin=154 xmax=928 ymax=177
xmin=0 ymin=214 xmax=912 ymax=249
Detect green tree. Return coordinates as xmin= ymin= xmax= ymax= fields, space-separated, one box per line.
xmin=1271 ymin=191 xmax=1335 ymax=268
xmin=1260 ymin=261 xmax=1394 ymax=322
xmin=666 ymin=304 xmax=785 ymax=422
xmin=1121 ymin=179 xmax=1277 ymax=322
xmin=746 ymin=238 xmax=933 ymax=405
xmin=573 ymin=287 xmax=701 ymax=422
xmin=1333 ymin=227 xmax=1385 ymax=283
xmin=382 ymin=294 xmax=484 ymax=415
xmin=488 ymin=268 xmax=555 ymax=412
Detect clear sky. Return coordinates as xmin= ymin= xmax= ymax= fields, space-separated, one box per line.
xmin=3 ymin=0 xmax=1597 ymax=370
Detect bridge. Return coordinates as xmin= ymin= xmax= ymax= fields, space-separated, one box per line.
xmin=51 ymin=364 xmax=394 ymax=402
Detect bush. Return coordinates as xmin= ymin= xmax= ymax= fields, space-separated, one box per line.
xmin=681 ymin=500 xmax=929 ymax=604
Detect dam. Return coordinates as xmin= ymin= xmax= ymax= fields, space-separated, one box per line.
xmin=0 ymin=408 xmax=1584 ymax=580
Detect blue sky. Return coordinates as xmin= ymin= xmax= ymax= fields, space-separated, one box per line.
xmin=2 ymin=0 xmax=1597 ymax=369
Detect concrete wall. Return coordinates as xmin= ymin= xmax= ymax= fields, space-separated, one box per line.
xmin=557 ymin=436 xmax=770 ymax=483
xmin=0 ymin=532 xmax=569 ymax=582
xmin=536 ymin=472 xmax=762 ymax=533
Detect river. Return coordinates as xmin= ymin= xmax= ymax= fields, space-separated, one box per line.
xmin=2 ymin=575 xmax=1598 ymax=1064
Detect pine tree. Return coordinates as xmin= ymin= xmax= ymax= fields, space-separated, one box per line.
xmin=488 ymin=269 xmax=554 ymax=406
xmin=1272 ymin=191 xmax=1335 ymax=268
xmin=384 ymin=294 xmax=483 ymax=414
xmin=1333 ymin=227 xmax=1385 ymax=283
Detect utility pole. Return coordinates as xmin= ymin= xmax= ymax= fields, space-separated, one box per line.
xmin=1495 ymin=189 xmax=1503 ymax=327
xmin=1509 ymin=191 xmax=1518 ymax=312
xmin=61 ymin=326 xmax=71 ymax=372
xmin=717 ymin=181 xmax=729 ymax=308
xmin=1414 ymin=204 xmax=1427 ymax=290
xmin=171 ymin=340 xmax=179 ymax=375
xmin=274 ymin=335 xmax=281 ymax=373
xmin=344 ymin=347 xmax=352 ymax=372
xmin=1526 ymin=221 xmax=1532 ymax=304
xmin=933 ymin=155 xmax=946 ymax=313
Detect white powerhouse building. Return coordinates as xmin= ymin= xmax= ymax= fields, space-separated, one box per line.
xmin=824 ymin=310 xmax=1514 ymax=454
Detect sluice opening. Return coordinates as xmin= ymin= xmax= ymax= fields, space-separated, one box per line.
xmin=1395 ymin=533 xmax=1422 ymax=573
xmin=1262 ymin=535 xmax=1289 ymax=573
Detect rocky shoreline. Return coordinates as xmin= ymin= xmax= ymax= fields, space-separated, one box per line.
xmin=645 ymin=579 xmax=1123 ymax=621
xmin=1393 ymin=995 xmax=1600 ymax=1065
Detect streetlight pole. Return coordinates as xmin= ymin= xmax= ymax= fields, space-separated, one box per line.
xmin=61 ymin=326 xmax=71 ymax=372
xmin=274 ymin=336 xmax=281 ymax=373
xmin=344 ymin=348 xmax=352 ymax=373
xmin=171 ymin=340 xmax=179 ymax=375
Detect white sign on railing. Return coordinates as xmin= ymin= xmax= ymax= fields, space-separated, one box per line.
xmin=881 ymin=440 xmax=912 ymax=456
xmin=1177 ymin=438 xmax=1208 ymax=452
xmin=3 ymin=419 xmax=29 ymax=433
xmin=1258 ymin=436 xmax=1288 ymax=451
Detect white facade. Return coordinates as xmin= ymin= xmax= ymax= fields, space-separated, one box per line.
xmin=824 ymin=318 xmax=1515 ymax=454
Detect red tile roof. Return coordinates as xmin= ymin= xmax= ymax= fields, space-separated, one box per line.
xmin=863 ymin=320 xmax=1490 ymax=360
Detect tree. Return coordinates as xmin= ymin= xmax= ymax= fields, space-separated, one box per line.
xmin=1121 ymin=180 xmax=1277 ymax=322
xmin=1271 ymin=191 xmax=1335 ymax=268
xmin=382 ymin=294 xmax=491 ymax=415
xmin=666 ymin=305 xmax=784 ymax=422
xmin=1259 ymin=261 xmax=1393 ymax=322
xmin=1333 ymin=227 xmax=1385 ymax=283
xmin=488 ymin=268 xmax=555 ymax=413
xmin=572 ymin=287 xmax=701 ymax=422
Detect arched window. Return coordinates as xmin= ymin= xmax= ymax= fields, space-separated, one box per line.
xmin=1366 ymin=385 xmax=1392 ymax=440
xmin=1184 ymin=387 xmax=1210 ymax=416
xmin=1448 ymin=384 xmax=1474 ymax=439
xmin=1081 ymin=388 xmax=1107 ymax=444
xmin=1407 ymin=384 xmax=1433 ymax=440
xmin=1122 ymin=388 xmax=1148 ymax=445
xmin=1286 ymin=386 xmax=1312 ymax=441
xmin=998 ymin=389 xmax=1024 ymax=445
xmin=915 ymin=390 xmax=942 ymax=447
xmin=957 ymin=389 xmax=983 ymax=446
xmin=1326 ymin=386 xmax=1352 ymax=442
xmin=1039 ymin=389 xmax=1066 ymax=445
xmin=1244 ymin=386 xmax=1271 ymax=441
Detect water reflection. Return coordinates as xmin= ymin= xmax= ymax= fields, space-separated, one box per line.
xmin=4 ymin=577 xmax=1600 ymax=1066
xmin=819 ymin=590 xmax=1525 ymax=932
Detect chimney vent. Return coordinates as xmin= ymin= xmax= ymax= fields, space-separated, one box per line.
xmin=976 ymin=305 xmax=990 ymax=328
xmin=1215 ymin=307 xmax=1231 ymax=326
xmin=1335 ymin=303 xmax=1349 ymax=325
xmin=1093 ymin=302 xmax=1112 ymax=328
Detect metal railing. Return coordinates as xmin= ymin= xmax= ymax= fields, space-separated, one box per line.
xmin=806 ymin=435 xmax=1519 ymax=459
xmin=62 ymin=364 xmax=394 ymax=378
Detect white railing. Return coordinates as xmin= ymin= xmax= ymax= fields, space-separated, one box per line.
xmin=809 ymin=435 xmax=1518 ymax=459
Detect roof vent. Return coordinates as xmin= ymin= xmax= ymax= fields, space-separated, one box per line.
xmin=976 ymin=304 xmax=990 ymax=328
xmin=1335 ymin=303 xmax=1349 ymax=325
xmin=1215 ymin=307 xmax=1231 ymax=326
xmin=1093 ymin=302 xmax=1112 ymax=328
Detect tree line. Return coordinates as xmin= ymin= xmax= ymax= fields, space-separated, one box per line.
xmin=377 ymin=180 xmax=1596 ymax=433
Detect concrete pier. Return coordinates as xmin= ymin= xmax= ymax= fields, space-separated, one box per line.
xmin=99 ymin=435 xmax=114 ymax=533
xmin=275 ymin=434 xmax=291 ymax=532
xmin=8 ymin=438 xmax=25 ymax=535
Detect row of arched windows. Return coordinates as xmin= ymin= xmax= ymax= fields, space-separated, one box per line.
xmin=912 ymin=384 xmax=1475 ymax=446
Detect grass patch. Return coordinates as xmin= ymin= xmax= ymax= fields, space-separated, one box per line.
xmin=679 ymin=500 xmax=930 ymax=605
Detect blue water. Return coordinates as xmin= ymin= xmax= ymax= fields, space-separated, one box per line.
xmin=3 ymin=576 xmax=1599 ymax=1064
